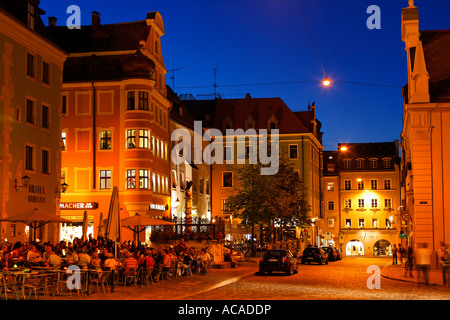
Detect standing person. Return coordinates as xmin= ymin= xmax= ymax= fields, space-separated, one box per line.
xmin=415 ymin=243 xmax=432 ymax=286
xmin=398 ymin=243 xmax=405 ymax=264
xmin=392 ymin=244 xmax=398 ymax=265
xmin=439 ymin=246 xmax=450 ymax=286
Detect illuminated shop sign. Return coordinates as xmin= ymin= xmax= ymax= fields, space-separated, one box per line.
xmin=149 ymin=203 xmax=168 ymax=211
xmin=60 ymin=202 xmax=98 ymax=210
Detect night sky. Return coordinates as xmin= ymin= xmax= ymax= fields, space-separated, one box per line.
xmin=40 ymin=0 xmax=450 ymax=149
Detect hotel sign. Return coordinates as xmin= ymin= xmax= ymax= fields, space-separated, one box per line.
xmin=60 ymin=202 xmax=98 ymax=210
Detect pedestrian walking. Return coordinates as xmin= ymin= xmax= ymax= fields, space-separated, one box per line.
xmin=398 ymin=243 xmax=405 ymax=264
xmin=392 ymin=244 xmax=398 ymax=265
xmin=439 ymin=245 xmax=450 ymax=287
xmin=415 ymin=243 xmax=432 ymax=286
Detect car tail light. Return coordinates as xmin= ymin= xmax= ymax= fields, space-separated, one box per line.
xmin=260 ymin=258 xmax=264 ymax=262
xmin=282 ymin=257 xmax=287 ymax=263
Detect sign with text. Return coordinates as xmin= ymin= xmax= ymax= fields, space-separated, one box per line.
xmin=60 ymin=202 xmax=98 ymax=210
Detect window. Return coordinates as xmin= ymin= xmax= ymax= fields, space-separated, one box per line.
xmin=344 ymin=199 xmax=352 ymax=209
xmin=127 ymin=92 xmax=135 ymax=110
xmin=345 ymin=219 xmax=352 ymax=228
xmin=138 ymin=91 xmax=149 ymax=110
xmin=343 ymin=159 xmax=351 ymax=169
xmin=27 ymin=2 xmax=36 ymax=29
xmin=139 ymin=169 xmax=149 ymax=189
xmin=99 ymin=170 xmax=111 ymax=189
xmin=222 ymin=172 xmax=233 ymax=187
xmin=41 ymin=105 xmax=49 ymax=129
xmin=26 ymin=99 xmax=34 ymax=124
xmin=61 ymin=131 xmax=67 ymax=151
xmin=26 ymin=53 xmax=35 ymax=77
xmin=206 ymin=179 xmax=210 ymax=195
xmin=357 ymin=159 xmax=364 ymax=168
xmin=100 ymin=130 xmax=112 ymax=150
xmin=25 ymin=146 xmax=34 ymax=171
xmin=126 ymin=169 xmax=136 ymax=189
xmin=41 ymin=149 xmax=49 ymax=174
xmin=289 ymin=145 xmax=298 ymax=159
xmin=152 ymin=173 xmax=156 ymax=191
xmin=224 ymin=147 xmax=232 ymax=162
xmin=327 ymin=163 xmax=335 ymax=172
xmin=385 ymin=199 xmax=392 ymax=209
xmin=371 ymin=179 xmax=378 ymax=190
xmin=199 ymin=178 xmax=204 ymax=194
xmin=372 ymin=218 xmax=378 ymax=228
xmin=383 ymin=158 xmax=391 ymax=168
xmin=384 ymin=179 xmax=391 ymax=190
xmin=138 ymin=129 xmax=149 ymax=149
xmin=359 ymin=219 xmax=365 ymax=228
xmin=328 ymin=201 xmax=335 ymax=211
xmin=222 ymin=199 xmax=228 ymax=212
xmin=61 ymin=95 xmax=67 ymax=116
xmin=358 ymin=199 xmax=365 ymax=208
xmin=371 ymin=199 xmax=378 ymax=208
xmin=357 ymin=180 xmax=364 ymax=190
xmin=126 ymin=129 xmax=136 ymax=149
xmin=327 ymin=182 xmax=334 ymax=191
xmin=42 ymin=62 xmax=50 ymax=85
xmin=344 ymin=180 xmax=351 ymax=190
xmin=386 ymin=219 xmax=392 ymax=228
xmin=370 ymin=159 xmax=378 ymax=168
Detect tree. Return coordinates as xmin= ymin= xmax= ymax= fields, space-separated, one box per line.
xmin=224 ymin=156 xmax=310 ymax=254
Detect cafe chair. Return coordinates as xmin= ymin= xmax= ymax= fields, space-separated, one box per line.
xmin=123 ymin=268 xmax=137 ymax=286
xmin=144 ymin=267 xmax=154 ymax=286
xmin=24 ymin=275 xmax=48 ymax=300
xmin=44 ymin=272 xmax=57 ymax=297
xmin=154 ymin=264 xmax=164 ymax=282
xmin=91 ymin=271 xmax=111 ymax=293
xmin=2 ymin=274 xmax=21 ymax=300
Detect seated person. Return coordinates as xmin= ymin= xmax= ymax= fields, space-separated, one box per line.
xmin=65 ymin=248 xmax=79 ymax=265
xmin=27 ymin=245 xmax=44 ymax=266
xmin=48 ymin=251 xmax=63 ymax=268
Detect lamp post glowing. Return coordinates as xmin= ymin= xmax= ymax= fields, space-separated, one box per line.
xmin=322 ymin=77 xmax=331 ymax=87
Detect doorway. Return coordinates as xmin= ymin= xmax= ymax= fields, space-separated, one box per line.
xmin=373 ymin=239 xmax=391 ymax=256
xmin=346 ymin=240 xmax=364 ymax=256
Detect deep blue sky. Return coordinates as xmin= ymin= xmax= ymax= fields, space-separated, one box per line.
xmin=40 ymin=0 xmax=450 ymax=149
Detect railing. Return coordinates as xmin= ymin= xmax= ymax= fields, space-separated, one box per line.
xmin=150 ymin=218 xmax=225 ymax=242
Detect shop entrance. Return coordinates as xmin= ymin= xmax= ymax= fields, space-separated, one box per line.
xmin=373 ymin=239 xmax=392 ymax=256
xmin=346 ymin=240 xmax=364 ymax=256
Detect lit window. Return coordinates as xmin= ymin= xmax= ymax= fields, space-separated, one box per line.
xmin=126 ymin=129 xmax=136 ymax=149
xmin=139 ymin=169 xmax=149 ymax=189
xmin=126 ymin=169 xmax=136 ymax=189
xmin=138 ymin=129 xmax=149 ymax=149
xmin=99 ymin=170 xmax=111 ymax=189
xmin=385 ymin=199 xmax=392 ymax=209
xmin=359 ymin=219 xmax=365 ymax=228
xmin=327 ymin=182 xmax=334 ymax=191
xmin=100 ymin=130 xmax=112 ymax=150
xmin=344 ymin=199 xmax=352 ymax=209
xmin=61 ymin=131 xmax=67 ymax=151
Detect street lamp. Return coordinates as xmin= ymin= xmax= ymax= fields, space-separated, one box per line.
xmin=322 ymin=77 xmax=331 ymax=87
xmin=14 ymin=175 xmax=31 ymax=193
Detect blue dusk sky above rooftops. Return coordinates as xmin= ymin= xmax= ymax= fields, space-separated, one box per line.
xmin=40 ymin=0 xmax=450 ymax=150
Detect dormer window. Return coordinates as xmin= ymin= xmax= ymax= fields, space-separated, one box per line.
xmin=27 ymin=2 xmax=36 ymax=30
xmin=267 ymin=114 xmax=278 ymax=131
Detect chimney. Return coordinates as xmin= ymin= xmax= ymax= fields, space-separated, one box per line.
xmin=92 ymin=11 xmax=101 ymax=31
xmin=245 ymin=93 xmax=251 ymax=99
xmin=48 ymin=17 xmax=57 ymax=27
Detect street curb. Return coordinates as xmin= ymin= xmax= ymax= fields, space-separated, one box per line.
xmin=380 ymin=264 xmax=445 ymax=288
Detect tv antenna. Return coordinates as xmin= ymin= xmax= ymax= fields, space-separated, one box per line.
xmin=213 ymin=66 xmax=218 ymax=98
xmin=168 ymin=67 xmax=186 ymax=90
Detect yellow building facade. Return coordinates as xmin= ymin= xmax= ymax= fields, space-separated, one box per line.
xmin=0 ymin=1 xmax=67 ymax=243
xmin=400 ymin=1 xmax=450 ymax=266
xmin=322 ymin=142 xmax=402 ymax=257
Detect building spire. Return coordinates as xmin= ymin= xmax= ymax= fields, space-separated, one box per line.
xmin=408 ymin=0 xmax=415 ymax=7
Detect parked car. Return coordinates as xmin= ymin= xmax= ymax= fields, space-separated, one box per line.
xmin=301 ymin=247 xmax=328 ymax=265
xmin=334 ymin=247 xmax=343 ymax=260
xmin=322 ymin=246 xmax=338 ymax=261
xmin=259 ymin=249 xmax=298 ymax=275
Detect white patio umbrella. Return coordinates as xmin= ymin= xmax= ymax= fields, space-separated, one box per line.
xmin=97 ymin=212 xmax=104 ymax=237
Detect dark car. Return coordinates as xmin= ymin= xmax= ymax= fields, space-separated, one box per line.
xmin=334 ymin=247 xmax=343 ymax=260
xmin=259 ymin=249 xmax=298 ymax=275
xmin=322 ymin=246 xmax=338 ymax=261
xmin=301 ymin=247 xmax=328 ymax=265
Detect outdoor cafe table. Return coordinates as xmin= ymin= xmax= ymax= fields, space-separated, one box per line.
xmin=1 ymin=269 xmax=40 ymax=299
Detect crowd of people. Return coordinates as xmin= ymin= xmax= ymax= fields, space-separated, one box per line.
xmin=0 ymin=236 xmax=214 ymax=280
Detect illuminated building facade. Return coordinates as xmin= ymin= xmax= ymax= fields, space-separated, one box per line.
xmin=183 ymin=95 xmax=324 ymax=243
xmin=47 ymin=12 xmax=171 ymax=243
xmin=322 ymin=141 xmax=401 ymax=257
xmin=400 ymin=1 xmax=450 ymax=266
xmin=167 ymin=87 xmax=211 ymax=222
xmin=0 ymin=0 xmax=67 ymax=243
